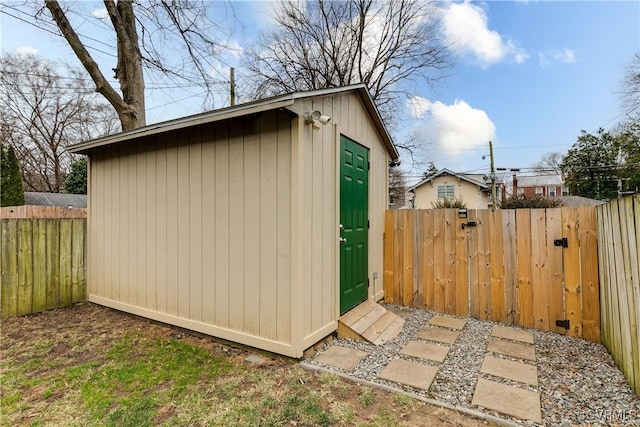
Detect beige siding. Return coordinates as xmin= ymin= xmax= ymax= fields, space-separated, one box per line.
xmin=88 ymin=111 xmax=294 ymax=354
xmin=292 ymin=92 xmax=391 ymax=344
xmin=414 ymin=176 xmax=489 ymax=209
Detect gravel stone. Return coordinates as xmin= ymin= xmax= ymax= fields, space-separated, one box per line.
xmin=306 ymin=304 xmax=640 ymax=426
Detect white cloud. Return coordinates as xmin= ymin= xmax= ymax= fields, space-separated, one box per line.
xmin=16 ymin=46 xmax=38 ymax=56
xmin=407 ymin=95 xmax=496 ymax=154
xmin=92 ymin=8 xmax=109 ymax=20
xmin=441 ymin=1 xmax=528 ymax=68
xmin=538 ymin=48 xmax=576 ymax=68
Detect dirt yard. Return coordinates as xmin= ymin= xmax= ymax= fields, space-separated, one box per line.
xmin=1 ymin=302 xmax=488 ymax=427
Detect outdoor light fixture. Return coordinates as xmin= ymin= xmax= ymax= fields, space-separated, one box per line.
xmin=388 ymin=159 xmax=401 ymax=167
xmin=304 ymin=110 xmax=331 ymax=126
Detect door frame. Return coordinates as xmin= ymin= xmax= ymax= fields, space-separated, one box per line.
xmin=337 ymin=132 xmax=370 ymax=315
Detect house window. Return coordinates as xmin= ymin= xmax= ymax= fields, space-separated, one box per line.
xmin=548 ymin=186 xmax=557 ymax=197
xmin=535 ymin=187 xmax=543 ymax=196
xmin=437 ymin=185 xmax=455 ymax=199
xmin=561 ymin=186 xmax=569 ymax=196
xmin=517 ymin=188 xmax=524 ymax=196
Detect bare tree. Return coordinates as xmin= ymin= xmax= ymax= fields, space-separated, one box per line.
xmin=530 ymin=152 xmax=563 ymax=175
xmin=243 ymin=0 xmax=450 ymax=127
xmin=620 ymin=52 xmax=640 ymax=117
xmin=388 ymin=167 xmax=408 ymax=208
xmin=37 ymin=0 xmax=235 ymax=130
xmin=0 ymin=53 xmax=119 ymax=192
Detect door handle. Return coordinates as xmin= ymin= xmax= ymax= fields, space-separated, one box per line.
xmin=339 ymin=237 xmax=347 ymax=244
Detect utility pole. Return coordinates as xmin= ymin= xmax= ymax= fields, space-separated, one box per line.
xmin=489 ymin=140 xmax=496 ymax=209
xmin=230 ymin=67 xmax=236 ymax=107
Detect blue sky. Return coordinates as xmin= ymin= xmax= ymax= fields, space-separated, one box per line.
xmin=1 ymin=1 xmax=639 ymax=183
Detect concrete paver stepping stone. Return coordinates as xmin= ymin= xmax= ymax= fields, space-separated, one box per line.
xmin=487 ymin=339 xmax=536 ymax=361
xmin=472 ymin=378 xmax=542 ymax=424
xmin=429 ymin=316 xmax=467 ymax=330
xmin=416 ymin=327 xmax=460 ymax=344
xmin=378 ymin=358 xmax=438 ymax=391
xmin=491 ymin=326 xmax=534 ymax=344
xmin=480 ymin=355 xmax=538 ymax=386
xmin=400 ymin=341 xmax=450 ymax=363
xmin=315 ymin=346 xmax=369 ymax=371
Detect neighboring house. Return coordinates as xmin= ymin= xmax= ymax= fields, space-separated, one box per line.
xmin=514 ymin=174 xmax=568 ymax=198
xmin=408 ymin=169 xmax=491 ymax=209
xmin=24 ymin=192 xmax=87 ymax=208
xmin=68 ymin=84 xmax=399 ymax=358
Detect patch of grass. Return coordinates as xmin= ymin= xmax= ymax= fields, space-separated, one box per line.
xmin=392 ymin=393 xmax=417 ymax=411
xmin=360 ymin=407 xmax=402 ymax=427
xmin=71 ymin=333 xmax=233 ymax=424
xmin=359 ymin=388 xmax=376 ymax=407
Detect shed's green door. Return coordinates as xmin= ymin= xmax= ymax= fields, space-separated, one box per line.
xmin=340 ymin=135 xmax=369 ymax=314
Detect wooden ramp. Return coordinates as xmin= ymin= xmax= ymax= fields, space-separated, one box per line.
xmin=338 ymin=300 xmax=405 ymax=345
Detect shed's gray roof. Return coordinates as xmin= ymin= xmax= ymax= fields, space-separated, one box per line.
xmin=559 ymin=196 xmax=606 ymax=207
xmin=408 ymin=168 xmax=489 ymax=192
xmin=24 ymin=192 xmax=87 ymax=208
xmin=68 ymin=84 xmax=399 ymax=160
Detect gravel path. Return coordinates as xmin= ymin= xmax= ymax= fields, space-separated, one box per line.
xmin=305 ymin=304 xmax=640 ymax=426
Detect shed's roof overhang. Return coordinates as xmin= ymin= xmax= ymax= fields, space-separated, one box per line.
xmin=68 ymin=84 xmax=399 ymax=160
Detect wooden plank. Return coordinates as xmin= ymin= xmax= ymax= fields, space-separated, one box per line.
xmin=146 ymin=143 xmax=158 ymax=311
xmin=431 ymin=209 xmax=445 ymax=313
xmin=423 ymin=210 xmax=435 ymax=310
xmin=340 ymin=299 xmax=376 ymax=326
xmin=455 ymin=210 xmax=468 ymax=317
xmin=16 ymin=220 xmax=33 ymax=316
xmin=45 ymin=219 xmax=60 ymax=310
xmin=383 ymin=211 xmax=395 ymax=304
xmin=176 ymin=130 xmax=191 ymax=318
xmin=489 ymin=209 xmax=505 ymax=323
xmin=1 ymin=220 xmax=18 ymax=318
xmin=351 ymin=304 xmax=386 ymax=334
xmin=362 ymin=311 xmax=397 ymax=343
xmin=530 ymin=209 xmax=549 ymax=331
xmin=515 ymin=209 xmax=533 ymax=328
xmin=155 ymin=135 xmax=168 ymax=313
xmin=414 ymin=211 xmax=424 ymax=308
xmin=468 ymin=210 xmax=480 ymax=319
xmin=607 ymin=200 xmax=624 ymax=362
xmin=578 ymin=206 xmax=601 ymax=343
xmin=633 ymin=195 xmax=640 ymax=396
xmin=562 ymin=207 xmax=582 ymax=337
xmin=595 ymin=206 xmax=610 ymax=351
xmin=189 ymin=128 xmax=203 ymax=322
xmin=546 ymin=208 xmax=564 ymax=334
xmin=616 ymin=197 xmax=640 ymax=388
xmin=136 ymin=147 xmax=147 ymax=307
xmin=375 ymin=316 xmax=405 ymax=345
xmin=444 ymin=209 xmax=456 ymax=315
xmin=71 ymin=219 xmax=86 ymax=303
xmin=392 ymin=210 xmax=403 ymax=306
xmin=228 ymin=119 xmax=245 ymax=331
xmin=31 ymin=220 xmax=47 ymax=313
xmin=476 ymin=210 xmax=491 ymax=320
xmin=611 ymin=200 xmax=636 ymax=389
xmin=402 ymin=210 xmax=414 ymax=306
xmin=502 ymin=210 xmax=518 ymax=325
xmin=59 ymin=219 xmax=72 ymax=307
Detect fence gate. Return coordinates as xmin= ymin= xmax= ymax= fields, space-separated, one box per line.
xmin=383 ymin=208 xmax=600 ymax=342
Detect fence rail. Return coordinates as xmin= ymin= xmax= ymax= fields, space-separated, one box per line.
xmin=0 ymin=205 xmax=86 ymax=219
xmin=597 ymin=195 xmax=640 ymax=396
xmin=1 ymin=219 xmax=87 ymax=319
xmin=384 ymin=207 xmax=600 ymax=342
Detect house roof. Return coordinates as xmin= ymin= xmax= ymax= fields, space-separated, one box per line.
xmin=68 ymin=84 xmax=399 ymax=160
xmin=408 ymin=168 xmax=489 ymax=192
xmin=517 ymin=174 xmax=564 ymax=187
xmin=24 ymin=192 xmax=87 ymax=208
xmin=559 ymin=196 xmax=606 ymax=207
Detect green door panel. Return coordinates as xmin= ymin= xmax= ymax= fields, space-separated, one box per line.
xmin=340 ymin=135 xmax=369 ymax=314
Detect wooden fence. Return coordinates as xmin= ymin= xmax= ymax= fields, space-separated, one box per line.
xmin=597 ymin=195 xmax=640 ymax=396
xmin=384 ymin=207 xmax=600 ymax=342
xmin=0 ymin=205 xmax=87 ymax=219
xmin=1 ymin=219 xmax=87 ymax=319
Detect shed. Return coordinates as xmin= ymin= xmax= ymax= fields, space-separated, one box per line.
xmin=68 ymin=84 xmax=399 ymax=357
